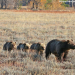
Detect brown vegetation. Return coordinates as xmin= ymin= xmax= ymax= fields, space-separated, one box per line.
xmin=0 ymin=10 xmax=75 ymax=75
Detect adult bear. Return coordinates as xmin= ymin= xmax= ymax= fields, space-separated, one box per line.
xmin=17 ymin=43 xmax=30 ymax=52
xmin=30 ymin=43 xmax=45 ymax=55
xmin=3 ymin=41 xmax=16 ymax=51
xmin=45 ymin=39 xmax=75 ymax=61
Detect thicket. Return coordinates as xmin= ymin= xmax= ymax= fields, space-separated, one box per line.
xmin=29 ymin=0 xmax=69 ymax=10
xmin=0 ymin=0 xmax=69 ymax=10
xmin=44 ymin=0 xmax=69 ymax=10
xmin=61 ymin=0 xmax=69 ymax=7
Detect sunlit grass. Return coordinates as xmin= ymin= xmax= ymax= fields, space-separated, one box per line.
xmin=0 ymin=10 xmax=75 ymax=75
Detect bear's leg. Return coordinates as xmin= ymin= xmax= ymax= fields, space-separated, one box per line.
xmin=63 ymin=51 xmax=68 ymax=61
xmin=36 ymin=50 xmax=39 ymax=55
xmin=57 ymin=53 xmax=63 ymax=62
xmin=45 ymin=51 xmax=51 ymax=60
xmin=55 ymin=55 xmax=59 ymax=62
xmin=55 ymin=54 xmax=61 ymax=62
xmin=58 ymin=53 xmax=65 ymax=62
xmin=61 ymin=53 xmax=65 ymax=61
xmin=40 ymin=51 xmax=43 ymax=56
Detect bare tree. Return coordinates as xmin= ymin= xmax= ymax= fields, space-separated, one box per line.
xmin=31 ymin=0 xmax=40 ymax=9
xmin=4 ymin=0 xmax=7 ymax=9
xmin=0 ymin=0 xmax=32 ymax=9
xmin=1 ymin=0 xmax=3 ymax=9
xmin=0 ymin=0 xmax=8 ymax=9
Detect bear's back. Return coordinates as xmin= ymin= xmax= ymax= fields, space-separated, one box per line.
xmin=49 ymin=39 xmax=60 ymax=52
xmin=30 ymin=43 xmax=37 ymax=50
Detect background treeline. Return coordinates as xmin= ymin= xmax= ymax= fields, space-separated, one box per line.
xmin=0 ymin=0 xmax=74 ymax=10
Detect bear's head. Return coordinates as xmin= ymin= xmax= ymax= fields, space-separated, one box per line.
xmin=40 ymin=43 xmax=45 ymax=50
xmin=67 ymin=40 xmax=75 ymax=49
xmin=37 ymin=42 xmax=45 ymax=55
xmin=24 ymin=43 xmax=30 ymax=50
xmin=11 ymin=42 xmax=17 ymax=49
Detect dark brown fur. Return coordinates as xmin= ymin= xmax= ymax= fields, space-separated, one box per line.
xmin=45 ymin=39 xmax=75 ymax=62
xmin=3 ymin=41 xmax=16 ymax=51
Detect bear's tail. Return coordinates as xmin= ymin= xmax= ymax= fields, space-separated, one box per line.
xmin=45 ymin=43 xmax=51 ymax=59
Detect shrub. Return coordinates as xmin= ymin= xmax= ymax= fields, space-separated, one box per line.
xmin=44 ymin=0 xmax=65 ymax=10
xmin=61 ymin=3 xmax=69 ymax=7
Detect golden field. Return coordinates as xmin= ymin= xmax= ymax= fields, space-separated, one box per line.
xmin=0 ymin=10 xmax=75 ymax=75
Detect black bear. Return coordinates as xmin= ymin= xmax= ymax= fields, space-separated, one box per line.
xmin=45 ymin=39 xmax=75 ymax=61
xmin=30 ymin=42 xmax=45 ymax=55
xmin=17 ymin=43 xmax=30 ymax=52
xmin=3 ymin=41 xmax=16 ymax=51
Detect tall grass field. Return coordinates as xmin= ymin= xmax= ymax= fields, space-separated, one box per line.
xmin=0 ymin=10 xmax=75 ymax=75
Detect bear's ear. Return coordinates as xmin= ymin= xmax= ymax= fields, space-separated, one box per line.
xmin=37 ymin=42 xmax=40 ymax=45
xmin=24 ymin=43 xmax=26 ymax=45
xmin=67 ymin=40 xmax=69 ymax=43
xmin=11 ymin=42 xmax=16 ymax=45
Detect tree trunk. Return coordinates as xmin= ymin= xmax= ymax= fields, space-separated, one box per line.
xmin=1 ymin=0 xmax=3 ymax=9
xmin=4 ymin=0 xmax=7 ymax=9
xmin=36 ymin=3 xmax=38 ymax=9
xmin=32 ymin=2 xmax=34 ymax=8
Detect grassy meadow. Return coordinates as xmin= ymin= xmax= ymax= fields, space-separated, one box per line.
xmin=0 ymin=10 xmax=75 ymax=75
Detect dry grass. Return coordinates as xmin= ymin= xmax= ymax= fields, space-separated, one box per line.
xmin=0 ymin=10 xmax=75 ymax=75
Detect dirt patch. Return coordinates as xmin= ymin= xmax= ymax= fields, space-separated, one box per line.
xmin=0 ymin=9 xmax=75 ymax=13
